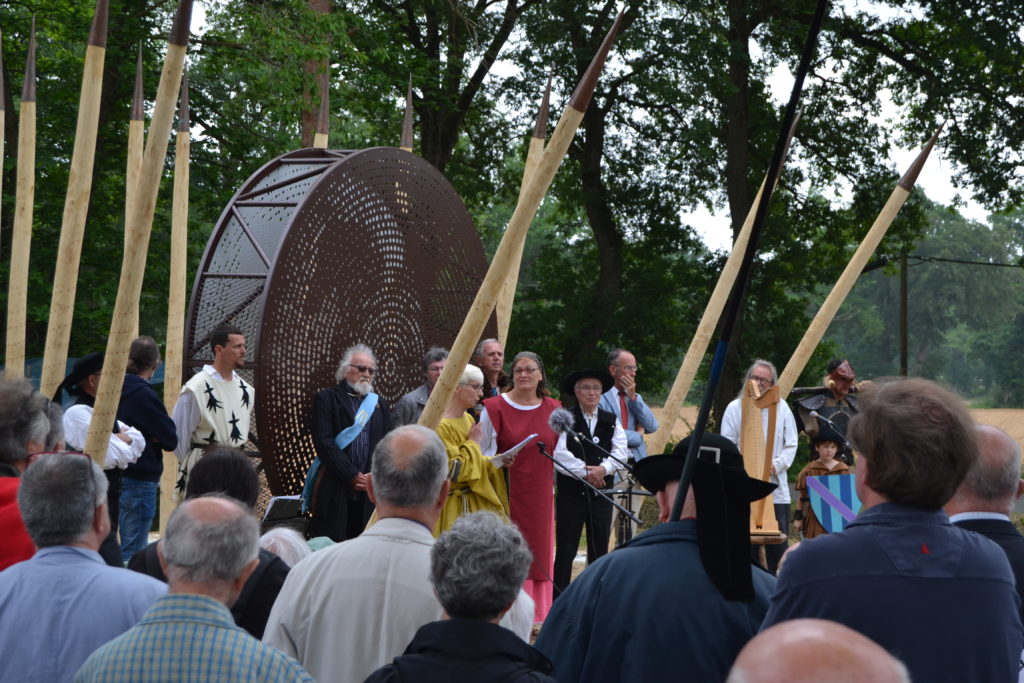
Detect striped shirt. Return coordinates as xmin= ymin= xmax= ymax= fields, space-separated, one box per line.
xmin=75 ymin=593 xmax=313 ymax=683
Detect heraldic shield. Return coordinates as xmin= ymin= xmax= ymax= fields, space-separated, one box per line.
xmin=807 ymin=474 xmax=862 ymax=533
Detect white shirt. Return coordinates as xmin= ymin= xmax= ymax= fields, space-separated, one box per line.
xmin=62 ymin=404 xmax=145 ymax=470
xmin=171 ymin=365 xmax=229 ymax=461
xmin=720 ymin=396 xmax=798 ymax=504
xmin=551 ymin=410 xmax=630 ymax=478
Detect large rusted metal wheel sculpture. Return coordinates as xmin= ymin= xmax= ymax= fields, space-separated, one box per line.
xmin=185 ymin=147 xmax=495 ymax=495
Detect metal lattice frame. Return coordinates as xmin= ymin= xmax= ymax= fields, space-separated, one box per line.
xmin=185 ymin=147 xmax=495 ymax=495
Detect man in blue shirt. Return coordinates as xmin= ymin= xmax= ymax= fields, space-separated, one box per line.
xmin=0 ymin=453 xmax=166 ymax=683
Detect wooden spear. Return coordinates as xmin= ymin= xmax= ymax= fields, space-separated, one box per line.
xmin=495 ymin=75 xmax=552 ymax=347
xmin=38 ymin=0 xmax=111 ymax=397
xmin=418 ymin=12 xmax=624 ymax=430
xmin=125 ymin=43 xmax=145 ymax=339
xmin=312 ymin=70 xmax=329 ymax=149
xmin=399 ymin=75 xmax=413 ymax=152
xmin=83 ymin=0 xmax=193 ymax=465
xmin=647 ymin=113 xmax=801 ymax=455
xmin=776 ymin=126 xmax=943 ymax=399
xmin=4 ymin=19 xmax=37 ymax=380
xmin=159 ymin=69 xmax=189 ymax=528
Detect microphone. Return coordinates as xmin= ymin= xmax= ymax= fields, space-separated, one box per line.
xmin=548 ymin=408 xmax=576 ymax=436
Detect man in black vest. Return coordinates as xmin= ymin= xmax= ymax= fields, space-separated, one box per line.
xmin=552 ymin=369 xmax=629 ymax=595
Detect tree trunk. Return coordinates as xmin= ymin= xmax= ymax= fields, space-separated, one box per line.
xmin=300 ymin=0 xmax=331 ymax=147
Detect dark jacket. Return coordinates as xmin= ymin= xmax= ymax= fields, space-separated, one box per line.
xmin=953 ymin=516 xmax=1024 ymax=623
xmin=119 ymin=374 xmax=178 ymax=482
xmin=127 ymin=542 xmax=289 ymax=639
xmin=364 ymin=619 xmax=556 ymax=683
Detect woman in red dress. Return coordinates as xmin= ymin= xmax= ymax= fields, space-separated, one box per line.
xmin=479 ymin=351 xmax=561 ymax=622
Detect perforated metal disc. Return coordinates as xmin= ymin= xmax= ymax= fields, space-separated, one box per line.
xmin=185 ymin=147 xmax=495 ymax=495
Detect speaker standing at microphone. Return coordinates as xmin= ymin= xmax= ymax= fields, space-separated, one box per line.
xmin=550 ymin=369 xmax=630 ymax=596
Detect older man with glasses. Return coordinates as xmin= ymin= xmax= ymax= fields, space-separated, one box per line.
xmin=304 ymin=344 xmax=391 ymax=542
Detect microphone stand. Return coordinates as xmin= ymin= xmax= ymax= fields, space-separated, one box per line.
xmin=537 ymin=442 xmax=641 ymax=526
xmin=566 ymin=429 xmax=635 ymax=475
xmin=809 ymin=410 xmax=853 ymax=450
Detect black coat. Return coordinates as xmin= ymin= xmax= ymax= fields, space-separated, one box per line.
xmin=953 ymin=517 xmax=1024 ymax=623
xmin=119 ymin=373 xmax=179 ymax=482
xmin=364 ymin=619 xmax=556 ymax=683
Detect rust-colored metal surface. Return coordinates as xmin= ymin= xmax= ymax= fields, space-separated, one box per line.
xmin=185 ymin=147 xmax=495 ymax=495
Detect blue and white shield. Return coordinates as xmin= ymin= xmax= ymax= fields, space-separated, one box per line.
xmin=806 ymin=474 xmax=862 ymax=533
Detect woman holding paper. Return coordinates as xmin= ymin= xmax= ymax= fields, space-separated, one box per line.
xmin=479 ymin=351 xmax=561 ymax=622
xmin=434 ymin=364 xmax=510 ymax=536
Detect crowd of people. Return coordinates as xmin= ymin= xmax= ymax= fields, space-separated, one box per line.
xmin=1 ymin=332 xmax=1024 ymax=681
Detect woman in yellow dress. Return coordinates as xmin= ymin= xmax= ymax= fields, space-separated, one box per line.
xmin=434 ymin=365 xmax=510 ymax=536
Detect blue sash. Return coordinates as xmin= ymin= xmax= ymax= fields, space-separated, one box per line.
xmin=301 ymin=392 xmax=379 ymax=514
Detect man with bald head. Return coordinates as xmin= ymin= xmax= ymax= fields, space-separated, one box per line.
xmin=76 ymin=496 xmax=312 ymax=682
xmin=265 ymin=425 xmax=450 ymax=683
xmin=727 ymin=619 xmax=910 ymax=683
xmin=946 ymin=425 xmax=1024 ymax=623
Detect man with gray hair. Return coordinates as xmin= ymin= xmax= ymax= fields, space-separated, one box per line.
xmin=0 ymin=453 xmax=166 ymax=682
xmin=77 ymin=496 xmax=312 ymax=682
xmin=305 ymin=343 xmax=391 ymax=541
xmin=265 ymin=425 xmax=450 ymax=683
xmin=474 ymin=338 xmax=508 ymax=400
xmin=392 ymin=346 xmax=449 ymax=428
xmin=946 ymin=424 xmax=1024 ymax=624
xmin=366 ymin=511 xmax=556 ymax=681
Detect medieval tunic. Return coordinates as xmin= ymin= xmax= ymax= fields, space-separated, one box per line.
xmin=434 ymin=413 xmax=509 ymax=537
xmin=795 ymin=459 xmax=850 ymax=539
xmin=479 ymin=394 xmax=561 ymax=622
xmin=174 ymin=367 xmax=253 ymax=496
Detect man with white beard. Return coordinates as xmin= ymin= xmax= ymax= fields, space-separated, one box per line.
xmin=304 ymin=344 xmax=391 ymax=541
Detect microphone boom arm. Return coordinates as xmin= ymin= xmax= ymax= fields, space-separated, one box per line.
xmin=537 ymin=441 xmax=642 ymax=526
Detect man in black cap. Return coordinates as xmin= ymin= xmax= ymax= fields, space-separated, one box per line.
xmin=551 ymin=369 xmax=629 ymax=595
xmin=534 ymin=433 xmax=777 ymax=682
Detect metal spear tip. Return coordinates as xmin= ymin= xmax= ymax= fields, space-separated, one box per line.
xmin=169 ymin=0 xmax=195 ymax=47
xmin=567 ymin=10 xmax=625 ymax=113
xmin=88 ymin=0 xmax=110 ymax=48
xmin=316 ymin=71 xmax=330 ymax=135
xmin=131 ymin=43 xmax=144 ymax=121
xmin=177 ymin=69 xmax=190 ymax=132
xmin=898 ymin=122 xmax=945 ymax=191
xmin=532 ymin=73 xmax=552 ymax=140
xmin=22 ymin=16 xmax=36 ymax=102
xmin=400 ymin=74 xmax=414 ymax=150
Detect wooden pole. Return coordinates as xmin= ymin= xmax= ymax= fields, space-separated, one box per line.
xmin=312 ymin=70 xmax=329 ymax=149
xmin=0 ymin=31 xmax=6 ymax=259
xmin=777 ymin=126 xmax=942 ymax=398
xmin=84 ymin=0 xmax=193 ymax=465
xmin=160 ymin=69 xmax=189 ymax=529
xmin=39 ymin=0 xmax=110 ymax=397
xmin=899 ymin=248 xmax=908 ymax=376
xmin=647 ymin=114 xmax=801 ymax=455
xmin=399 ymin=75 xmax=413 ymax=152
xmin=496 ymin=75 xmax=551 ymax=347
xmin=125 ymin=44 xmax=145 ymax=340
xmin=418 ymin=12 xmax=624 ymax=431
xmin=4 ymin=19 xmax=37 ymax=380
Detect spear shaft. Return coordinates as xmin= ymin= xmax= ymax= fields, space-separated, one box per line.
xmin=4 ymin=20 xmax=37 ymax=379
xmin=84 ymin=0 xmax=193 ymax=466
xmin=125 ymin=44 xmax=145 ymax=339
xmin=418 ymin=12 xmax=624 ymax=431
xmin=39 ymin=0 xmax=110 ymax=397
xmin=776 ymin=128 xmax=942 ymax=398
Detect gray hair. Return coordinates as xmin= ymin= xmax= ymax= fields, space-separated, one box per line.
xmin=260 ymin=526 xmax=312 ymax=567
xmin=961 ymin=425 xmax=1023 ymax=503
xmin=18 ymin=453 xmax=107 ymax=547
xmin=474 ymin=338 xmax=500 ymax=361
xmin=335 ymin=343 xmax=377 ymax=382
xmin=422 ymin=347 xmax=449 ymax=372
xmin=606 ymin=348 xmax=630 ymax=366
xmin=736 ymin=359 xmax=778 ymax=398
xmin=459 ymin=364 xmax=484 ymax=385
xmin=431 ymin=512 xmax=532 ymax=620
xmin=162 ymin=494 xmax=259 ymax=584
xmin=370 ymin=425 xmax=447 ymax=508
xmin=42 ymin=398 xmax=64 ymax=451
xmin=0 ymin=376 xmax=51 ymax=466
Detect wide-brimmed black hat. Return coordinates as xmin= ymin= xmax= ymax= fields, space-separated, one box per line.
xmin=52 ymin=352 xmax=104 ymax=401
xmin=639 ymin=432 xmax=776 ymax=602
xmin=560 ymin=368 xmax=613 ymax=397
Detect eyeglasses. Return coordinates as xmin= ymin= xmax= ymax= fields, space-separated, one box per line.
xmin=576 ymin=384 xmax=604 ymax=393
xmin=464 ymin=383 xmax=483 ymax=391
xmin=619 ymin=365 xmax=638 ymax=372
xmin=513 ymin=367 xmax=539 ymax=375
xmin=752 ymin=376 xmax=772 ymax=385
xmin=348 ymin=364 xmax=376 ymax=375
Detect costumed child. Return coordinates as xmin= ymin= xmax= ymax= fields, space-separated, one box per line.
xmin=793 ymin=427 xmax=849 ymax=540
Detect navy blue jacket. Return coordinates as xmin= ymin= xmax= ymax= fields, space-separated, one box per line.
xmin=534 ymin=520 xmax=775 ymax=682
xmin=954 ymin=516 xmax=1024 ymax=625
xmin=764 ymin=503 xmax=1023 ymax=682
xmin=119 ymin=374 xmax=178 ymax=482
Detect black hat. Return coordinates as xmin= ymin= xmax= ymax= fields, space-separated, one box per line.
xmin=52 ymin=352 xmax=104 ymax=402
xmin=561 ymin=368 xmax=613 ymax=397
xmin=640 ymin=432 xmax=776 ymax=602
